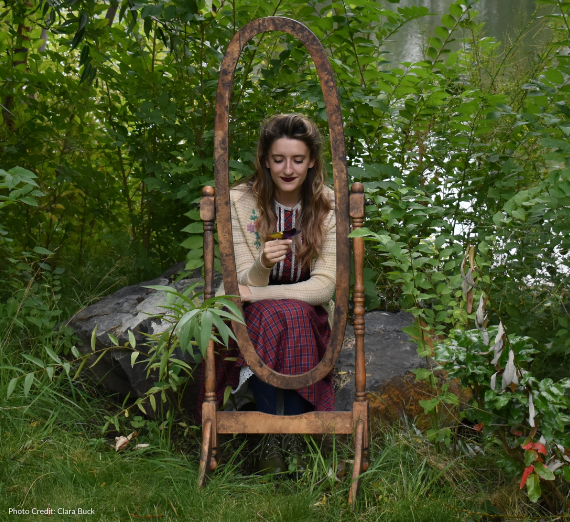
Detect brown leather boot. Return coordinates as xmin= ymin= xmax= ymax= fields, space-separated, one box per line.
xmin=282 ymin=434 xmax=307 ymax=473
xmin=257 ymin=435 xmax=286 ymax=474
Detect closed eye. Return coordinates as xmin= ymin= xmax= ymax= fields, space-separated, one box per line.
xmin=271 ymin=158 xmax=306 ymax=164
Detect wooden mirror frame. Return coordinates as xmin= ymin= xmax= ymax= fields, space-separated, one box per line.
xmin=214 ymin=17 xmax=350 ymax=389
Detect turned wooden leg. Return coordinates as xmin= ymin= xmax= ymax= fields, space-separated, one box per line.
xmin=198 ymin=187 xmax=218 ymax=486
xmin=348 ymin=419 xmax=364 ymax=506
xmin=362 ymin=407 xmax=370 ymax=472
xmin=198 ymin=419 xmax=213 ymax=487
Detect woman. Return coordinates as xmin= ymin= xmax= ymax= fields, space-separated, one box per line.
xmin=198 ymin=113 xmax=336 ymax=473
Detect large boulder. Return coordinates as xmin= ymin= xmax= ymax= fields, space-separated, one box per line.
xmin=334 ymin=311 xmax=470 ymax=428
xmin=64 ymin=263 xmax=463 ymax=427
xmin=334 ymin=311 xmax=427 ymax=411
xmin=63 ymin=263 xmax=222 ymax=418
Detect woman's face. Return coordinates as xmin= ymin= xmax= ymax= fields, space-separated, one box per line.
xmin=265 ymin=138 xmax=314 ymax=205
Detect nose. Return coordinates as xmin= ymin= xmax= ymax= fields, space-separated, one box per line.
xmin=284 ymin=159 xmax=294 ymax=175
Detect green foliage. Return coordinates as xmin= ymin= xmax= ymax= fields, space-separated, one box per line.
xmin=4 ymin=0 xmax=570 ymax=510
xmin=95 ymin=280 xmax=244 ymax=427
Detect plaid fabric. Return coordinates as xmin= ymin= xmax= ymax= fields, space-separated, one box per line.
xmin=196 ymin=205 xmax=334 ymax=421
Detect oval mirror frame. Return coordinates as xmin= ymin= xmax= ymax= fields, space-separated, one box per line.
xmin=214 ymin=16 xmax=350 ymax=389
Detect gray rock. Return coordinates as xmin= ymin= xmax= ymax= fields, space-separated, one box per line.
xmin=62 ymin=263 xmax=223 ymax=418
xmin=63 ymin=262 xmax=425 ymax=419
xmin=333 ymin=311 xmax=426 ymax=411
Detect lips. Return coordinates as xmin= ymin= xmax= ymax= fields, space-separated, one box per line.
xmin=281 ymin=177 xmax=296 ymax=182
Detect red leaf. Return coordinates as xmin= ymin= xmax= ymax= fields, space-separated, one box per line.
xmin=513 ymin=430 xmax=523 ymax=436
xmin=522 ymin=442 xmax=533 ymax=450
xmin=533 ymin=443 xmax=547 ymax=456
xmin=520 ymin=465 xmax=535 ymax=489
xmin=474 ymin=423 xmax=485 ymax=432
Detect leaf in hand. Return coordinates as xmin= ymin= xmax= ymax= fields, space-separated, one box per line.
xmin=268 ymin=228 xmax=301 ymax=239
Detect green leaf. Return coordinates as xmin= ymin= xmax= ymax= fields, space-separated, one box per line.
xmin=534 ymin=462 xmax=555 ymax=481
xmin=478 ymin=241 xmax=489 ymax=255
xmin=441 ymin=14 xmax=456 ymax=28
xmin=91 ymin=326 xmax=97 ymax=351
xmin=419 ymin=398 xmax=439 ymax=413
xmin=181 ymin=222 xmax=204 ymax=234
xmin=402 ymin=322 xmax=421 ymax=338
xmin=526 ymin=473 xmax=541 ymax=503
xmin=545 ymin=68 xmax=564 ymax=84
xmin=70 ymin=26 xmax=86 ymax=51
xmin=178 ymin=320 xmax=192 ymax=353
xmin=213 ymin=298 xmax=245 ymax=324
xmin=177 ymin=309 xmax=201 ymax=331
xmin=131 ymin=351 xmax=140 ymax=367
xmin=199 ymin=310 xmax=214 ymax=356
xmin=128 ymin=330 xmax=137 ymax=349
xmin=79 ymin=44 xmax=90 ymax=66
xmin=33 ymin=246 xmax=54 ymax=255
xmin=73 ymin=356 xmax=88 ymax=380
xmin=492 ymin=211 xmax=504 ymax=225
xmin=20 ymin=196 xmax=38 ymax=206
xmin=108 ymin=334 xmax=119 ymax=346
xmin=223 ymin=385 xmax=232 ymax=406
xmin=435 ymin=26 xmax=449 ymax=40
xmin=89 ymin=348 xmax=109 ymax=369
xmin=143 ymin=284 xmax=177 ymax=293
xmin=210 ymin=311 xmax=230 ymax=347
xmin=159 ymin=351 xmax=168 ymax=379
xmin=44 ymin=346 xmax=61 ymax=364
xmin=525 ymin=450 xmax=538 ymax=466
xmin=22 ymin=354 xmax=44 ymax=369
xmin=412 ymin=368 xmax=432 ymax=381
xmin=441 ymin=392 xmax=459 ymax=406
xmin=149 ymin=394 xmax=157 ymax=412
xmin=563 ymin=465 xmax=570 ymax=482
xmin=347 ymin=227 xmax=376 ymax=238
xmin=6 ymin=377 xmax=18 ymax=399
xmin=23 ymin=373 xmax=34 ymax=397
xmin=449 ymin=3 xmax=463 ymax=17
xmin=180 ymin=235 xmax=203 ymax=249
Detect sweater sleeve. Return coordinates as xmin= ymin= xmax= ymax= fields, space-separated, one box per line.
xmin=231 ymin=189 xmax=272 ymax=287
xmin=247 ymin=209 xmax=336 ymax=306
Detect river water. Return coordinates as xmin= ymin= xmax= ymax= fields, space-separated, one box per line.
xmin=382 ymin=0 xmax=549 ymax=64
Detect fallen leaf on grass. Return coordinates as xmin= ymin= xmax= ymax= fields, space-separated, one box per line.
xmin=313 ymin=494 xmax=327 ymax=506
xmin=115 ymin=431 xmax=137 ymax=451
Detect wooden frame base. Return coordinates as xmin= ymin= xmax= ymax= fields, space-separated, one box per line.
xmin=199 ymin=400 xmax=369 ymax=506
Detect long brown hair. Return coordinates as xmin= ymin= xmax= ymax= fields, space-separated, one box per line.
xmin=233 ymin=114 xmax=333 ymax=271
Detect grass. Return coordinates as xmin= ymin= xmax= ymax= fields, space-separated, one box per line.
xmin=0 ymin=373 xmax=557 ymax=522
xmin=0 ymin=265 xmax=564 ymax=522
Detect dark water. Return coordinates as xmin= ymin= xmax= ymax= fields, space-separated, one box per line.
xmin=383 ymin=0 xmax=549 ymax=64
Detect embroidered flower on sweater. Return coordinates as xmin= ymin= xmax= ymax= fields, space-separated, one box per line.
xmin=249 ymin=209 xmax=261 ymax=249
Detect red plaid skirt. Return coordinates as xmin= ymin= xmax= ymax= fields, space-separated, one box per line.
xmin=196 ymin=300 xmax=334 ymax=422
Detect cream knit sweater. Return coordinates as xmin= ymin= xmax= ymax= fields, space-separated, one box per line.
xmin=214 ymin=183 xmax=336 ymax=328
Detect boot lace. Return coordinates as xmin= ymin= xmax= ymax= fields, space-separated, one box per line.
xmin=260 ymin=435 xmax=282 ymax=460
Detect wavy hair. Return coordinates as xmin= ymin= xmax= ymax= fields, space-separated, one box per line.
xmin=233 ymin=114 xmax=332 ymax=271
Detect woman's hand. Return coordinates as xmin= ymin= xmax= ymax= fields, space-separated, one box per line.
xmin=238 ymin=284 xmax=252 ymax=303
xmin=261 ymin=239 xmax=293 ymax=268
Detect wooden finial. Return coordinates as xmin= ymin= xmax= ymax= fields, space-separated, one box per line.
xmin=351 ymin=182 xmax=364 ymax=193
